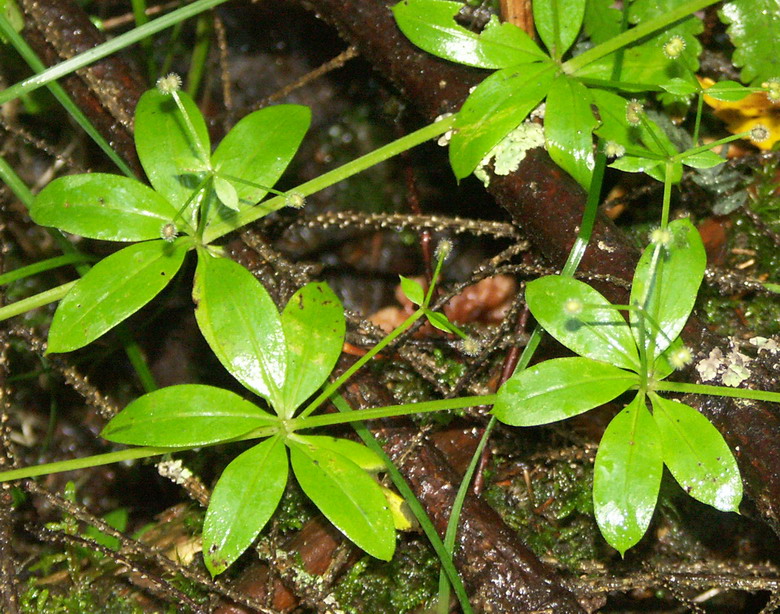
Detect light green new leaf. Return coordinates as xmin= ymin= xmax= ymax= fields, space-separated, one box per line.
xmin=293 ymin=435 xmax=385 ymax=473
xmin=533 ymin=0 xmax=586 ymax=60
xmin=289 ymin=439 xmax=395 ymax=561
xmin=399 ymin=275 xmax=425 ymax=306
xmin=213 ymin=176 xmax=239 ymax=211
xmin=279 ymin=282 xmax=345 ymax=416
xmin=630 ymin=218 xmax=705 ymax=358
xmin=704 ymin=80 xmax=752 ymax=102
xmin=544 ymin=76 xmax=597 ymax=188
xmin=720 ymin=0 xmax=780 ymax=85
xmin=208 ymin=105 xmax=310 ymax=221
xmin=650 ymin=394 xmax=742 ymax=512
xmin=494 ymin=357 xmax=638 ymax=426
xmin=593 ymin=395 xmax=663 ymax=555
xmin=425 ymin=310 xmax=455 ymax=333
xmin=682 ymin=150 xmax=725 ymax=169
xmin=659 ymin=78 xmax=699 ymax=98
xmin=392 ymin=0 xmax=545 ymax=69
xmin=47 ymin=238 xmax=188 ymax=353
xmin=203 ymin=435 xmax=288 ymax=576
xmin=525 ymin=276 xmax=640 ymax=371
xmin=135 ymin=89 xmax=210 ymax=221
xmin=31 ymin=174 xmax=181 ymax=241
xmin=450 ymin=61 xmax=556 ymax=180
xmin=102 ymin=384 xmax=277 ymax=446
xmin=193 ymin=251 xmax=286 ymax=407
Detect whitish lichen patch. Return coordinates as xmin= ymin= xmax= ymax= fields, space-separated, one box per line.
xmin=474 ymin=121 xmax=545 ymax=187
xmin=695 ymin=346 xmax=752 ymax=387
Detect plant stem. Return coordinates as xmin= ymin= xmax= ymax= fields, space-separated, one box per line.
xmin=0 ymin=0 xmax=232 ymax=105
xmin=0 ymin=16 xmax=137 ymax=178
xmin=0 ymin=254 xmax=95 ymax=286
xmin=655 ymin=381 xmax=780 ymax=404
xmin=332 ymin=394 xmax=474 ymax=614
xmin=0 ymin=281 xmax=76 ymax=322
xmin=202 ymin=115 xmax=456 ymax=243
xmin=671 ymin=131 xmax=750 ymax=163
xmin=292 ymin=394 xmax=497 ymax=431
xmin=563 ymin=0 xmax=720 ymax=74
xmin=0 ymin=445 xmax=183 ymax=481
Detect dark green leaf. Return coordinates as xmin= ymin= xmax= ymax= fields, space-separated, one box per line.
xmin=593 ymin=395 xmax=662 ymax=555
xmin=279 ymin=282 xmax=345 ymax=416
xmin=31 ymin=174 xmax=182 ymax=241
xmin=47 ymin=239 xmax=188 ymax=353
xmin=630 ymin=218 xmax=705 ymax=358
xmin=392 ymin=0 xmax=545 ymax=69
xmin=134 ymin=89 xmax=210 ymax=224
xmin=193 ymin=251 xmax=286 ymax=407
xmin=544 ymin=75 xmax=597 ymax=188
xmin=289 ymin=438 xmax=395 ymax=560
xmin=208 ymin=105 xmax=310 ymax=221
xmin=704 ymin=80 xmax=752 ymax=101
xmin=533 ymin=0 xmax=586 ymax=60
xmin=494 ymin=357 xmax=638 ymax=426
xmin=399 ymin=275 xmax=425 ymax=306
xmin=525 ymin=275 xmax=640 ymax=370
xmin=294 ymin=435 xmax=385 ymax=473
xmin=203 ymin=436 xmax=288 ymax=575
xmin=102 ymin=384 xmax=277 ymax=446
xmin=583 ymin=0 xmax=622 ymax=45
xmin=450 ymin=61 xmax=556 ymax=180
xmin=720 ymin=0 xmax=780 ymax=85
xmin=650 ymin=394 xmax=742 ymax=512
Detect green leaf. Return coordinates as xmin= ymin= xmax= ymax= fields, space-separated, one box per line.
xmin=583 ymin=0 xmax=622 ymax=45
xmin=399 ymin=275 xmax=425 ymax=306
xmin=213 ymin=176 xmax=239 ymax=211
xmin=102 ymin=384 xmax=277 ymax=446
xmin=720 ymin=0 xmax=780 ymax=85
xmin=289 ymin=438 xmax=395 ymax=560
xmin=203 ymin=435 xmax=288 ymax=576
xmin=47 ymin=239 xmax=188 ymax=353
xmin=392 ymin=0 xmax=546 ymax=69
xmin=704 ymin=80 xmax=753 ymax=101
xmin=279 ymin=282 xmax=345 ymax=416
xmin=593 ymin=395 xmax=662 ymax=555
xmin=650 ymin=394 xmax=742 ymax=512
xmin=652 ymin=336 xmax=684 ymax=381
xmin=629 ymin=218 xmax=705 ymax=358
xmin=425 ymin=310 xmax=455 ymax=333
xmin=450 ymin=61 xmax=556 ymax=180
xmin=494 ymin=357 xmax=638 ymax=426
xmin=293 ymin=435 xmax=385 ymax=473
xmin=31 ymin=174 xmax=182 ymax=241
xmin=134 ymin=89 xmax=210 ymax=223
xmin=609 ymin=154 xmax=664 ymax=178
xmin=544 ymin=76 xmax=597 ymax=188
xmin=533 ymin=0 xmax=586 ymax=60
xmin=525 ymin=275 xmax=640 ymax=371
xmin=659 ymin=77 xmax=699 ymax=97
xmin=193 ymin=251 xmax=286 ymax=407
xmin=682 ymin=149 xmax=725 ymax=169
xmin=208 ymin=105 xmax=310 ymax=221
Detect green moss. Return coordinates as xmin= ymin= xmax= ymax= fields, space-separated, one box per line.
xmin=334 ymin=538 xmax=438 ymax=614
xmin=483 ymin=454 xmax=600 ymax=568
xmin=20 ymin=584 xmax=147 ymax=614
xmin=273 ymin=482 xmax=317 ymax=533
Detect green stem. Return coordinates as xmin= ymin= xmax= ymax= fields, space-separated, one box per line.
xmin=295 ymin=309 xmax=425 ymax=419
xmin=563 ymin=0 xmax=720 ymax=75
xmin=186 ymin=13 xmax=212 ymax=98
xmin=332 ymin=394 xmax=474 ymax=614
xmin=655 ymin=381 xmax=780 ymax=404
xmin=202 ymin=115 xmax=456 ymax=243
xmin=0 ymin=16 xmax=136 ymax=177
xmin=292 ymin=395 xmax=497 ymax=431
xmin=0 ymin=281 xmax=76 ymax=322
xmin=692 ymin=91 xmax=705 ymax=146
xmin=0 ymin=254 xmax=95 ymax=286
xmin=0 ymin=0 xmax=232 ymax=105
xmin=0 ymin=445 xmax=181 ymax=482
xmin=671 ymin=131 xmax=750 ymax=164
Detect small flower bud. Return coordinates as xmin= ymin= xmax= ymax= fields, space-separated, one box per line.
xmin=649 ymin=227 xmax=673 ymax=246
xmin=285 ymin=191 xmax=306 ymax=209
xmin=459 ymin=336 xmax=482 ymax=357
xmin=626 ymin=99 xmax=644 ymax=126
xmin=156 ymin=73 xmax=182 ymax=95
xmin=604 ymin=141 xmax=626 ymax=158
xmin=762 ymin=79 xmax=780 ymax=103
xmin=750 ymin=124 xmax=770 ymax=144
xmin=662 ymin=35 xmax=686 ymax=59
xmin=434 ymin=239 xmax=453 ymax=262
xmin=669 ymin=345 xmax=693 ymax=370
xmin=160 ymin=222 xmax=178 ymax=242
xmin=563 ymin=298 xmax=583 ymax=316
